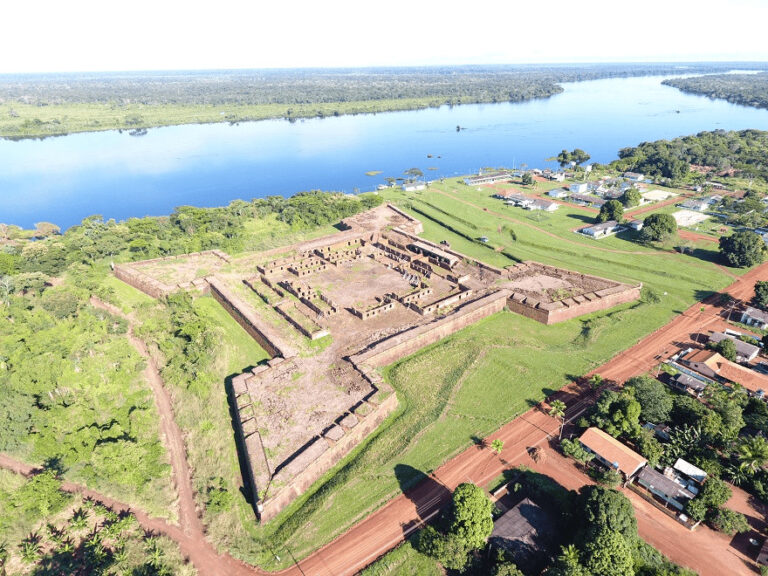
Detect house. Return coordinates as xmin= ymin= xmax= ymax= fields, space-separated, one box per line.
xmin=543 ymin=170 xmax=566 ymax=182
xmin=669 ymin=373 xmax=708 ymax=396
xmin=464 ymin=171 xmax=511 ymax=186
xmin=489 ymin=498 xmax=556 ymax=574
xmin=624 ymin=172 xmax=645 ymax=182
xmin=569 ymin=193 xmax=606 ymax=207
xmin=683 ymin=349 xmax=768 ymax=397
xmin=673 ymin=458 xmax=708 ymax=486
xmin=580 ymin=220 xmax=621 ymax=239
xmin=742 ymin=306 xmax=768 ymax=329
xmin=402 ymin=181 xmax=426 ymax=192
xmin=636 ymin=466 xmax=696 ymax=511
xmin=642 ymin=421 xmax=672 ymax=441
xmin=758 ymin=539 xmax=768 ymax=567
xmin=505 ymin=194 xmax=535 ymax=208
xmin=602 ymin=189 xmax=625 ymax=200
xmin=527 ymin=199 xmax=559 ymax=212
xmin=578 ymin=427 xmax=647 ymax=480
xmin=679 ymin=199 xmax=709 ymax=211
xmin=626 ymin=220 xmax=644 ymax=231
xmin=494 ymin=190 xmax=517 ymax=200
xmin=547 ymin=188 xmax=569 ymax=199
xmin=709 ymin=332 xmax=760 ymax=362
xmin=570 ymin=182 xmax=589 ymax=194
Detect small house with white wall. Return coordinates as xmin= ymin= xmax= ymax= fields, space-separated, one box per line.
xmin=402 ymin=181 xmax=426 ymax=192
xmin=569 ymin=182 xmax=589 ymax=194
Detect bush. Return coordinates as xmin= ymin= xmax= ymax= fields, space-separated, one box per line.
xmin=707 ymin=508 xmax=750 ymax=535
xmin=719 ymin=230 xmax=765 ymax=268
xmin=591 ymin=467 xmax=622 ymax=488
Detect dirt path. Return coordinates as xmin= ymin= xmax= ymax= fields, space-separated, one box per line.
xmin=0 ymin=453 xmax=255 ymax=576
xmin=90 ymin=297 xmax=203 ymax=537
xmin=679 ymin=228 xmax=719 ymax=244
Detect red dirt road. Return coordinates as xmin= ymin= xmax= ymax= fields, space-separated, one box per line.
xmin=90 ymin=297 xmax=203 ymax=537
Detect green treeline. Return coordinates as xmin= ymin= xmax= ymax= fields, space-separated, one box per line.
xmin=612 ymin=128 xmax=768 ymax=182
xmin=663 ymin=73 xmax=768 ymax=110
xmin=0 ymin=63 xmax=742 ymax=138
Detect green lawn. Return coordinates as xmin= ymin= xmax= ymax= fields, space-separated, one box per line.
xmin=192 ymin=295 xmax=270 ymax=373
xmin=359 ymin=538 xmax=441 ymax=576
xmin=99 ymin=274 xmax=156 ymax=313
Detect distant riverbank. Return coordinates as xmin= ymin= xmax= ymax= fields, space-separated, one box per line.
xmin=0 ymin=94 xmax=565 ymax=140
xmin=0 ymin=63 xmax=746 ymax=139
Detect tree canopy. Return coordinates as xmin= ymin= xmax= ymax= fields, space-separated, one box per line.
xmin=589 ymin=389 xmax=641 ymax=438
xmin=449 ymin=482 xmax=494 ymax=550
xmin=719 ymin=230 xmax=765 ymax=268
xmin=625 ymin=375 xmax=673 ymax=423
xmin=754 ymin=280 xmax=768 ymax=310
xmin=597 ymin=200 xmax=624 ymax=223
xmin=640 ymin=213 xmax=677 ymax=243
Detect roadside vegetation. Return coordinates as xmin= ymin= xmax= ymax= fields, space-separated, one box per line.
xmin=0 ymin=468 xmax=194 ymax=575
xmin=367 ymin=472 xmax=693 ymax=576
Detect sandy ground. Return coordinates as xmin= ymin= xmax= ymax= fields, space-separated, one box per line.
xmin=642 ymin=189 xmax=678 ymax=202
xmin=673 ymin=209 xmax=711 ymax=227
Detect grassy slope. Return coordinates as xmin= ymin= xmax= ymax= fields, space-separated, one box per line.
xmin=254 ymin=179 xmax=734 ymax=565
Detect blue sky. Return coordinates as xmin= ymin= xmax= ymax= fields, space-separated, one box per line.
xmin=4 ymin=0 xmax=768 ymax=73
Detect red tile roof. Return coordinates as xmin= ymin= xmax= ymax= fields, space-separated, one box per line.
xmin=579 ymin=427 xmax=647 ymax=477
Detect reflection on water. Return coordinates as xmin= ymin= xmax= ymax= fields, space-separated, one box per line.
xmin=2 ymin=75 xmax=768 ymax=229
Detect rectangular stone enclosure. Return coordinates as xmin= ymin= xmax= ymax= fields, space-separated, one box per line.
xmin=114 ymin=204 xmax=640 ymax=522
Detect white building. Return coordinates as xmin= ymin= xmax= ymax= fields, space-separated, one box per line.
xmin=569 ymin=182 xmax=589 ymax=194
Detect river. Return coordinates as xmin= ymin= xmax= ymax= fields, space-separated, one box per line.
xmin=3 ymin=74 xmax=768 ymax=229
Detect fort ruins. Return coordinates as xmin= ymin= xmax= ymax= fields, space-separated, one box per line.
xmin=114 ymin=204 xmax=641 ymax=522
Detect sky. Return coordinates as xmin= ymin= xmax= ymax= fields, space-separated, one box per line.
xmin=4 ymin=0 xmax=768 ymax=73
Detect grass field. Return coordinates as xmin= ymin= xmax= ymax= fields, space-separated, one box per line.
xmin=99 ymin=274 xmax=156 ymax=313
xmin=192 ymin=296 xmax=271 ymax=372
xmin=359 ymin=538 xmax=440 ymax=576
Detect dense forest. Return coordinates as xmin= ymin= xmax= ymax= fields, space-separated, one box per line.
xmin=611 ymin=129 xmax=768 ymax=183
xmin=663 ymin=73 xmax=768 ymax=110
xmin=0 ymin=64 xmax=740 ymax=106
xmin=0 ymin=64 xmax=751 ymax=138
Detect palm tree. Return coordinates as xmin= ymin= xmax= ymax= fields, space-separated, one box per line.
xmin=549 ymin=399 xmax=567 ymax=439
xmin=491 ymin=439 xmax=504 ymax=455
xmin=737 ymin=435 xmax=768 ymax=475
xmin=0 ymin=541 xmax=8 ymax=576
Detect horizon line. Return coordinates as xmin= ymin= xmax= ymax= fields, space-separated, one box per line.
xmin=2 ymin=59 xmax=768 ymax=77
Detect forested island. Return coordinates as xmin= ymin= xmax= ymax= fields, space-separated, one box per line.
xmin=0 ymin=63 xmax=745 ymax=139
xmin=663 ymin=73 xmax=768 ymax=110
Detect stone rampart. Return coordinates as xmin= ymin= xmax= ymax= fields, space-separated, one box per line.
xmin=352 ymin=290 xmax=508 ymax=368
xmin=507 ymin=283 xmax=642 ymax=325
xmin=256 ymin=389 xmax=398 ymax=522
xmin=113 ymin=265 xmax=174 ymax=299
xmin=207 ymin=277 xmax=297 ymax=359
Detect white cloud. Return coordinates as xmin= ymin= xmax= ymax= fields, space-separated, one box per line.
xmin=2 ymin=0 xmax=767 ymax=73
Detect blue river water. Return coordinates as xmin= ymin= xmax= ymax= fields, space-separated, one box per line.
xmin=3 ymin=74 xmax=768 ymax=229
